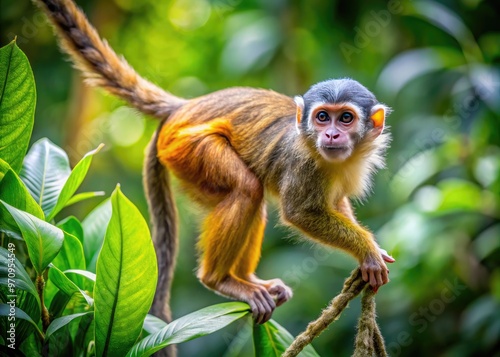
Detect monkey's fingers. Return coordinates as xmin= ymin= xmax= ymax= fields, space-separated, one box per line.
xmin=379 ymin=248 xmax=395 ymax=263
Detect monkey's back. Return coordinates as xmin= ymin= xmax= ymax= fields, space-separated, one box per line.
xmin=157 ymin=87 xmax=298 ymax=187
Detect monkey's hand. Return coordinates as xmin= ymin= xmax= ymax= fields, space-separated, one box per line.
xmin=360 ymin=248 xmax=395 ymax=291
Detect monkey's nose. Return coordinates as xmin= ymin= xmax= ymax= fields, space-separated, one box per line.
xmin=325 ymin=128 xmax=340 ymax=140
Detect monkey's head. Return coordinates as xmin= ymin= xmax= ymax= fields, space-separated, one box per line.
xmin=294 ymin=78 xmax=389 ymax=163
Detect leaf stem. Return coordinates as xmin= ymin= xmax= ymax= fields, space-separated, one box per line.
xmin=36 ymin=273 xmax=50 ymax=332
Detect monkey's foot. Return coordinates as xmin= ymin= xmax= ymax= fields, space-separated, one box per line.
xmin=201 ymin=274 xmax=276 ymax=324
xmin=251 ymin=277 xmax=293 ymax=307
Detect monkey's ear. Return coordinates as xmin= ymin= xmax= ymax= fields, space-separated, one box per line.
xmin=370 ymin=104 xmax=387 ymax=136
xmin=294 ymin=96 xmax=305 ymax=133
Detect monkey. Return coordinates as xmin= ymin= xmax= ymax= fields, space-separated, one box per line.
xmin=33 ymin=0 xmax=395 ymax=334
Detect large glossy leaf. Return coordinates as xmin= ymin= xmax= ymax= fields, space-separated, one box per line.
xmin=54 ymin=218 xmax=85 ymax=274
xmin=0 ymin=200 xmax=63 ymax=274
xmin=0 ymin=247 xmax=41 ymax=323
xmin=20 ymin=138 xmax=71 ymax=217
xmin=0 ymin=162 xmax=44 ymax=238
xmin=46 ymin=143 xmax=103 ymax=221
xmin=94 ymin=186 xmax=157 ymax=357
xmin=127 ymin=302 xmax=250 ymax=357
xmin=82 ymin=198 xmax=112 ymax=272
xmin=20 ymin=139 xmax=103 ymax=220
xmin=253 ymin=319 xmax=319 ymax=357
xmin=0 ymin=162 xmax=44 ymax=220
xmin=0 ymin=39 xmax=35 ymax=173
xmin=57 ymin=215 xmax=84 ymax=243
xmin=45 ymin=311 xmax=93 ymax=340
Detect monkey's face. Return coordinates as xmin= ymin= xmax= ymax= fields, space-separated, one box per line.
xmin=308 ymin=103 xmax=362 ymax=162
xmin=295 ymin=79 xmax=388 ymax=163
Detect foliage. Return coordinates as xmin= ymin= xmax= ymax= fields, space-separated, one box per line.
xmin=0 ymin=41 xmax=318 ymax=356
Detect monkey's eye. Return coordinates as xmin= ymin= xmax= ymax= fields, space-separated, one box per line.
xmin=316 ymin=111 xmax=330 ymax=122
xmin=339 ymin=112 xmax=354 ymax=124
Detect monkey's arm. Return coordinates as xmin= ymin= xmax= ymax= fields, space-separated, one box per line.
xmin=33 ymin=0 xmax=186 ymax=118
xmin=336 ymin=196 xmax=395 ymax=265
xmin=281 ymin=188 xmax=390 ymax=288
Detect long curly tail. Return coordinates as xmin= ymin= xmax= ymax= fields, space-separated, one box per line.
xmin=33 ymin=0 xmax=186 ymax=118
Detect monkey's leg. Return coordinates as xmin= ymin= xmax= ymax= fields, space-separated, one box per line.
xmin=198 ymin=189 xmax=278 ymax=324
xmin=164 ymin=133 xmax=275 ymax=323
xmin=231 ymin=203 xmax=293 ymax=307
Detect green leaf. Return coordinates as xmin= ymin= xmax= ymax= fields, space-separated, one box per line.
xmin=436 ymin=179 xmax=483 ymax=212
xmin=82 ymin=198 xmax=112 ymax=272
xmin=20 ymin=138 xmax=72 ymax=218
xmin=0 ymin=162 xmax=44 ymax=238
xmin=19 ymin=333 xmax=43 ymax=357
xmin=0 ymin=304 xmax=43 ymax=340
xmin=0 ymin=246 xmax=41 ymax=323
xmin=46 ymin=144 xmax=103 ymax=221
xmin=0 ymin=39 xmax=35 ymax=173
xmin=65 ymin=191 xmax=105 ymax=207
xmin=0 ymin=157 xmax=10 ymax=180
xmin=143 ymin=314 xmax=168 ymax=335
xmin=48 ymin=265 xmax=93 ymax=306
xmin=65 ymin=269 xmax=96 ymax=294
xmin=48 ymin=290 xmax=72 ymax=319
xmin=0 ymin=165 xmax=44 ymax=219
xmin=377 ymin=47 xmax=464 ymax=96
xmin=224 ymin=315 xmax=253 ymax=357
xmin=55 ymin=217 xmax=85 ymax=272
xmin=52 ymin=230 xmax=86 ymax=289
xmin=65 ymin=269 xmax=96 ymax=283
xmin=253 ymin=320 xmax=319 ymax=357
xmin=0 ymin=200 xmax=63 ymax=274
xmin=57 ymin=216 xmax=84 ymax=242
xmin=94 ymin=186 xmax=157 ymax=357
xmin=45 ymin=311 xmax=92 ymax=340
xmin=126 ymin=302 xmax=250 ymax=357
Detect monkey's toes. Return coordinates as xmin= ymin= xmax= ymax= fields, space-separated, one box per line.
xmin=268 ymin=283 xmax=293 ymax=306
xmin=249 ymin=287 xmax=276 ymax=324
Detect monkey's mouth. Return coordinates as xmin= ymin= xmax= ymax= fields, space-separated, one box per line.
xmin=321 ymin=145 xmax=348 ymax=152
xmin=319 ymin=145 xmax=351 ymax=162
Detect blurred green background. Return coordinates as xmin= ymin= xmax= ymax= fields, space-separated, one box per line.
xmin=2 ymin=0 xmax=500 ymax=355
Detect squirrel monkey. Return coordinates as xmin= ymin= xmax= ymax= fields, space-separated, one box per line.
xmin=34 ymin=0 xmax=395 ymax=329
